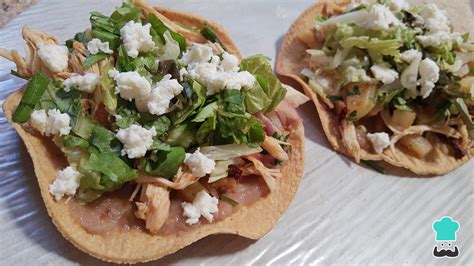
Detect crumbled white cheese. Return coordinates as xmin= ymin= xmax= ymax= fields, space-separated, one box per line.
xmin=47 ymin=109 xmax=72 ymax=136
xmin=185 ymin=148 xmax=216 ymax=178
xmin=136 ymin=74 xmax=183 ymax=115
xmin=30 ymin=109 xmax=48 ymax=135
xmin=188 ymin=57 xmax=255 ymax=95
xmin=389 ymin=0 xmax=409 ymax=11
xmin=179 ymin=44 xmax=255 ymax=95
xmin=370 ymin=64 xmax=399 ymax=84
xmin=219 ymin=52 xmax=240 ymax=72
xmin=179 ymin=43 xmax=213 ymax=65
xmin=108 ymin=68 xmax=119 ymax=79
xmin=86 ymin=38 xmax=113 ymax=55
xmin=400 ymin=49 xmax=422 ymax=63
xmin=159 ymin=30 xmax=180 ymax=60
xmin=120 ymin=21 xmax=155 ymax=58
xmin=37 ymin=44 xmax=69 ymax=73
xmin=179 ymin=67 xmax=189 ymax=80
xmin=113 ymin=71 xmax=151 ymax=101
xmin=362 ymin=4 xmax=402 ymax=30
xmin=415 ymin=4 xmax=463 ymax=48
xmin=116 ymin=124 xmax=157 ymax=159
xmin=181 ymin=190 xmax=219 ymax=225
xmin=400 ymin=53 xmax=422 ymax=94
xmin=367 ymin=132 xmax=391 ymax=154
xmin=30 ymin=109 xmax=71 ymax=136
xmin=416 ymin=32 xmax=463 ymax=48
xmin=49 ymin=166 xmax=82 ymax=201
xmin=344 ymin=66 xmax=371 ymax=84
xmin=418 ymin=58 xmax=440 ymax=98
xmin=63 ymin=73 xmax=101 ymax=93
xmin=419 ymin=3 xmax=450 ymax=33
xmin=452 ymin=64 xmax=470 ymax=77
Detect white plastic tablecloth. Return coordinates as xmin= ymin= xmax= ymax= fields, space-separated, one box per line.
xmin=0 ymin=0 xmax=473 ymax=265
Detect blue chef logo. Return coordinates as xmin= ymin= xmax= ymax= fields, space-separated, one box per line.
xmin=432 ymin=216 xmax=460 ymax=258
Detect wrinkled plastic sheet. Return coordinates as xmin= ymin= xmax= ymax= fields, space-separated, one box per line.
xmin=0 ymin=0 xmax=472 ymax=264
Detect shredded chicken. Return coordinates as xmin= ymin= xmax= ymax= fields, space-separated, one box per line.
xmin=208 ymin=41 xmax=225 ymax=55
xmin=135 ymin=184 xmax=170 ymax=234
xmin=387 ymin=125 xmax=461 ymax=159
xmin=70 ymin=41 xmax=89 ymax=74
xmin=1 ymin=26 xmax=75 ymax=79
xmin=135 ymin=169 xmax=200 ymax=190
xmin=244 ymin=156 xmax=278 ymax=192
xmin=241 ymin=164 xmax=283 ymax=178
xmin=282 ymin=84 xmax=310 ymax=108
xmin=129 ymin=183 xmax=142 ymax=202
xmin=266 ymin=112 xmax=286 ymax=132
xmin=261 ymin=136 xmax=289 ymax=161
xmin=341 ymin=121 xmax=362 ymax=163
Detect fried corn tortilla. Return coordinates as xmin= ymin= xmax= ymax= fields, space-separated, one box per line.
xmin=276 ymin=0 xmax=473 ymax=175
xmin=2 ymin=2 xmax=305 ymax=263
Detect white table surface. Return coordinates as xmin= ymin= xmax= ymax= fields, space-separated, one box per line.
xmin=0 ymin=0 xmax=473 ymax=265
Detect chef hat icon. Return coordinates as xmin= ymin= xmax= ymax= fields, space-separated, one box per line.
xmin=432 ymin=217 xmax=460 ymax=241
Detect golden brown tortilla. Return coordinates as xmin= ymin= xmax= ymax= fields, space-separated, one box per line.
xmin=2 ymin=4 xmax=305 ymax=264
xmin=276 ymin=0 xmax=473 ymax=175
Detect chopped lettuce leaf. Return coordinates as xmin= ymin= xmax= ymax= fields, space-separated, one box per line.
xmin=38 ymin=80 xmax=81 ymax=123
xmin=240 ymin=55 xmax=286 ymax=113
xmin=83 ymin=153 xmax=137 ymax=190
xmin=63 ymin=135 xmax=90 ymax=149
xmin=110 ymin=1 xmax=142 ymax=27
xmin=99 ymin=59 xmax=117 ymax=112
xmin=147 ymin=14 xmax=186 ymax=52
xmin=89 ymin=11 xmax=120 ymax=50
xmin=117 ymin=45 xmax=136 ymax=72
xmin=166 ymin=123 xmax=196 ymax=148
xmin=243 ymin=78 xmax=272 ymax=114
xmin=72 ymin=114 xmax=96 ymax=139
xmin=192 ymin=102 xmax=218 ymax=123
xmin=88 ymin=125 xmax=121 ymax=154
xmin=170 ymin=80 xmax=206 ymax=124
xmin=143 ymin=146 xmax=185 ymax=178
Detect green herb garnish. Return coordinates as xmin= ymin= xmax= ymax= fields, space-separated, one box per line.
xmin=219 ymin=195 xmax=239 ymax=207
xmin=13 ymin=72 xmax=50 ymax=123
xmin=345 ymin=110 xmax=358 ymax=121
xmin=362 ymin=160 xmax=386 ymax=174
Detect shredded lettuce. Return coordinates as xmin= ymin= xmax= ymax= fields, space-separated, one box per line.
xmin=340 ymin=37 xmax=401 ymax=59
xmin=200 ymin=144 xmax=262 ymax=160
